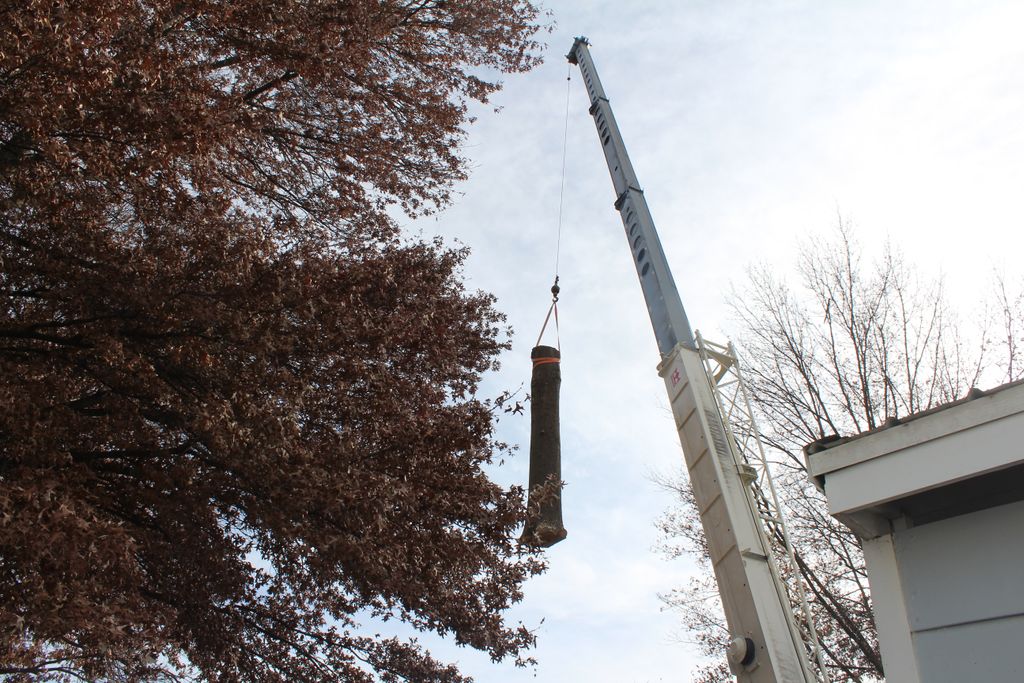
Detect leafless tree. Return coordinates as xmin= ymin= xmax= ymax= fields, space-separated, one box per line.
xmin=658 ymin=220 xmax=1023 ymax=682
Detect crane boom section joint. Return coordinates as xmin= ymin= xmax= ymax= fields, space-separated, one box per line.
xmin=567 ymin=37 xmax=695 ymax=355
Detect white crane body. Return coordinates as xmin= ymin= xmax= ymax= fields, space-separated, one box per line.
xmin=566 ymin=37 xmax=820 ymax=682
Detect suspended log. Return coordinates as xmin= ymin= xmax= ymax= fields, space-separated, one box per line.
xmin=521 ymin=345 xmax=567 ymax=548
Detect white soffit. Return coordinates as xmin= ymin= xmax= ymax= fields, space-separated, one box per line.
xmin=806 ymin=383 xmax=1024 ymax=516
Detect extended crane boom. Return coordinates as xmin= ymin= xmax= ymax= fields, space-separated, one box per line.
xmin=567 ymin=37 xmax=820 ymax=682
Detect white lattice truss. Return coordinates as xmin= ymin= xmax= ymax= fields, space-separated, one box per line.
xmin=695 ymin=331 xmax=831 ymax=683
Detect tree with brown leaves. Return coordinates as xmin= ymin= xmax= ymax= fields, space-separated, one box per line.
xmin=1 ymin=1 xmax=546 ymax=680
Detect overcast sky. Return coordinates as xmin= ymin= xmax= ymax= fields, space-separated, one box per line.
xmin=399 ymin=2 xmax=1024 ymax=680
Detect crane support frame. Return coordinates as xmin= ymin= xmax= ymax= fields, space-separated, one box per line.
xmin=695 ymin=333 xmax=831 ymax=680
xmin=567 ymin=36 xmax=823 ymax=682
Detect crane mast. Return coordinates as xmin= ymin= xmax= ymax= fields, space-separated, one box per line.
xmin=567 ymin=37 xmax=820 ymax=682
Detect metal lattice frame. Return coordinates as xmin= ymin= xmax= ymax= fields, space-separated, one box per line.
xmin=695 ymin=331 xmax=831 ymax=683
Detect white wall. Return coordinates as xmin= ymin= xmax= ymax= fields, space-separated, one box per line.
xmin=894 ymin=500 xmax=1024 ymax=682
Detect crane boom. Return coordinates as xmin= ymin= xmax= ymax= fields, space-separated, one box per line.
xmin=567 ymin=37 xmax=819 ymax=682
